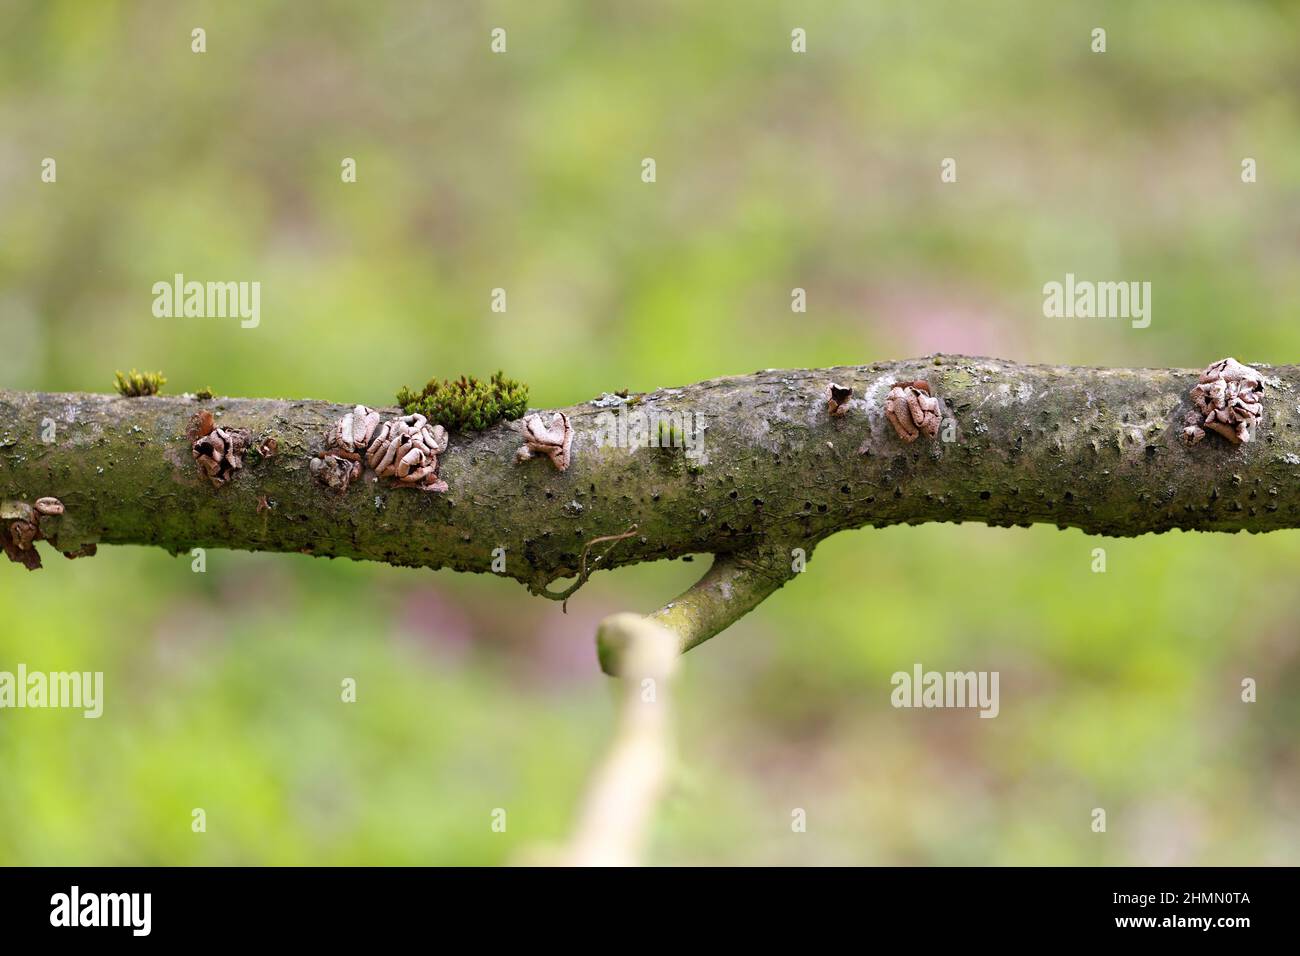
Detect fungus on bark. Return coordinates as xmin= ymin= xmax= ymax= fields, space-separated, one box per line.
xmin=366 ymin=413 xmax=450 ymax=492
xmin=327 ymin=405 xmax=380 ymax=454
xmin=826 ymin=383 xmax=853 ymax=417
xmin=188 ymin=410 xmax=251 ymax=488
xmin=1 ymin=524 xmax=41 ymax=569
xmin=309 ymin=451 xmax=361 ymax=493
xmin=515 ymin=412 xmax=573 ymax=472
xmin=9 ymin=518 xmax=36 ymax=551
xmin=254 ymin=435 xmax=278 ymax=460
xmin=884 ymin=381 xmax=941 ymax=442
xmin=1182 ymin=357 xmax=1265 ymax=446
xmin=309 ymin=405 xmax=374 ymax=494
xmin=313 ymin=407 xmax=450 ymax=495
xmin=2 ymin=496 xmax=68 ymax=570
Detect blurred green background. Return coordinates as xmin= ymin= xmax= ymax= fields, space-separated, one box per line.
xmin=1 ymin=0 xmax=1298 ymax=865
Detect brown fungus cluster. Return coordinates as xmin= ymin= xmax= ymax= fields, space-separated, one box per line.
xmin=34 ymin=497 xmax=64 ymax=517
xmin=328 ymin=404 xmax=380 ymax=453
xmin=515 ymin=412 xmax=573 ymax=472
xmin=255 ymin=435 xmax=278 ymax=460
xmin=826 ymin=382 xmax=853 ymax=417
xmin=189 ymin=410 xmax=252 ymax=487
xmin=310 ymin=405 xmax=376 ymax=493
xmin=1 ymin=496 xmax=87 ymax=570
xmin=368 ymin=413 xmax=449 ymax=491
xmin=312 ymin=406 xmax=449 ymax=494
xmin=885 ymin=380 xmax=941 ymax=442
xmin=1182 ymin=357 xmax=1265 ymax=446
xmin=309 ymin=451 xmax=361 ymax=493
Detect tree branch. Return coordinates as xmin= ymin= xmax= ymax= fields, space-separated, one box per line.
xmin=4 ymin=355 xmax=1299 ymax=652
xmin=557 ymin=614 xmax=679 ymax=866
xmin=598 ymin=547 xmax=796 ymax=674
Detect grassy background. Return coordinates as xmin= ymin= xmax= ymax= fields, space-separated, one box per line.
xmin=1 ymin=0 xmax=1298 ymax=864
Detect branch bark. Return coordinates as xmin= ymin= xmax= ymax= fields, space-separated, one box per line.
xmin=4 ymin=355 xmax=1299 ymax=650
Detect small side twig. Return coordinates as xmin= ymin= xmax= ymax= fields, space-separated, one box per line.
xmin=536 ymin=524 xmax=639 ymax=611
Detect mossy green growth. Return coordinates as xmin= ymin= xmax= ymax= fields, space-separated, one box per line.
xmin=657 ymin=419 xmax=685 ymax=447
xmin=396 ymin=370 xmax=529 ymax=432
xmin=114 ymin=369 xmax=166 ymax=397
xmin=194 ymin=386 xmax=215 ymax=400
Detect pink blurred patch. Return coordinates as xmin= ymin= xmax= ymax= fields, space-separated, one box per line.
xmin=524 ymin=600 xmax=626 ymax=684
xmin=395 ymin=587 xmax=475 ymax=663
xmin=867 ymin=286 xmax=1018 ymax=357
xmin=390 ymin=582 xmax=617 ymax=684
